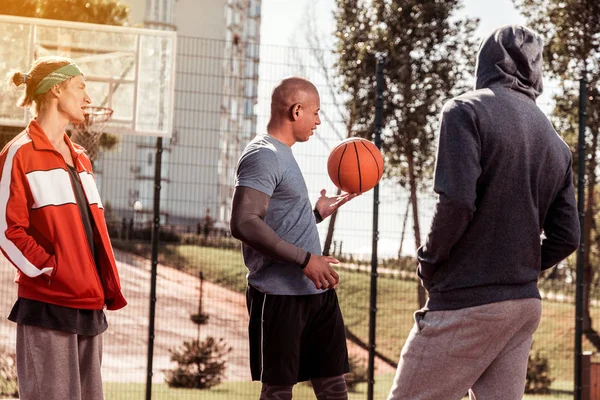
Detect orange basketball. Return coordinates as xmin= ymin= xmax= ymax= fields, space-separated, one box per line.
xmin=327 ymin=137 xmax=384 ymax=194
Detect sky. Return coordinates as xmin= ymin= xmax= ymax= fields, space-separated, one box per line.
xmin=254 ymin=0 xmax=536 ymax=259
xmin=259 ymin=0 xmax=527 ymax=47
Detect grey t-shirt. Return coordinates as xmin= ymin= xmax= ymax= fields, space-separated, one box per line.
xmin=235 ymin=134 xmax=323 ymax=295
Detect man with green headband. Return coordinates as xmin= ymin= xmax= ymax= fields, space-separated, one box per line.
xmin=1 ymin=56 xmax=127 ymax=400
xmin=33 ymin=63 xmax=83 ymax=96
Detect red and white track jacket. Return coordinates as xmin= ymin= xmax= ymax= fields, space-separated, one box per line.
xmin=0 ymin=120 xmax=126 ymax=311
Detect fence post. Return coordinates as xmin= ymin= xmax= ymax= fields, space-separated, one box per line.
xmin=145 ymin=136 xmax=163 ymax=400
xmin=368 ymin=56 xmax=384 ymax=400
xmin=575 ymin=75 xmax=587 ymax=400
xmin=582 ymin=351 xmax=592 ymax=400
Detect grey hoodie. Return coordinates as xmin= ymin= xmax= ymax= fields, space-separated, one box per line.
xmin=418 ymin=25 xmax=580 ymax=311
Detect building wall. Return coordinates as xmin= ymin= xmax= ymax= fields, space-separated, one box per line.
xmin=175 ymin=0 xmax=227 ymax=39
xmin=126 ymin=0 xmax=226 ymax=37
xmin=165 ymin=36 xmax=225 ymax=227
xmin=217 ymin=0 xmax=261 ymax=222
xmin=98 ymin=0 xmax=260 ymax=229
xmin=125 ymin=0 xmax=146 ymax=26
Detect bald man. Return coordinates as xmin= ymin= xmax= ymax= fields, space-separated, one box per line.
xmin=230 ymin=77 xmax=355 ymax=400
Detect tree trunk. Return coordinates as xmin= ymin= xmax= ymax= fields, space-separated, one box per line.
xmin=323 ymin=187 xmax=343 ymax=256
xmin=398 ymin=197 xmax=411 ymax=258
xmin=407 ymin=148 xmax=426 ymax=308
xmin=583 ymin=131 xmax=598 ymax=332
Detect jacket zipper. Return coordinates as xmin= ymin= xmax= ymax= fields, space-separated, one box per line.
xmin=66 ymin=163 xmax=104 ymax=296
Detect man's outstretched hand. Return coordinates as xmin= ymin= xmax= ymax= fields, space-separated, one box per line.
xmin=303 ymin=255 xmax=341 ymax=290
xmin=314 ymin=189 xmax=359 ymax=220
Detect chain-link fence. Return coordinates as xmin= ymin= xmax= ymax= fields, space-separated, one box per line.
xmin=0 ymin=37 xmax=593 ymax=400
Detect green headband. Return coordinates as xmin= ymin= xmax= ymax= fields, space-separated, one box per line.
xmin=33 ymin=63 xmax=83 ymax=96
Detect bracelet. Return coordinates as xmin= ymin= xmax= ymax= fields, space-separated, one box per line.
xmin=300 ymin=251 xmax=310 ymax=269
xmin=300 ymin=253 xmax=311 ymax=269
xmin=313 ymin=208 xmax=323 ymax=223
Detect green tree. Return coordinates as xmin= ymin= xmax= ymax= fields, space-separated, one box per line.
xmin=291 ymin=4 xmax=362 ymax=257
xmin=0 ymin=0 xmax=129 ymax=26
xmin=334 ymin=0 xmax=479 ymax=307
xmin=514 ymin=0 xmax=600 ymax=346
xmin=165 ymin=337 xmax=232 ymax=390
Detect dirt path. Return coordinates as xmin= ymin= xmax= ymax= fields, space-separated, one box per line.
xmin=0 ymin=250 xmax=393 ymax=384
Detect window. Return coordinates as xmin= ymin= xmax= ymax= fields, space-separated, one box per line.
xmin=226 ymin=6 xmax=233 ymax=25
xmin=230 ymin=99 xmax=238 ymax=120
xmin=244 ymin=99 xmax=253 ymax=117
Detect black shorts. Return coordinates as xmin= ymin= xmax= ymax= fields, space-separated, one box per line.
xmin=246 ymin=285 xmax=349 ymax=385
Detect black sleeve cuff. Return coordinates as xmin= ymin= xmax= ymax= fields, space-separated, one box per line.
xmin=300 ymin=252 xmax=311 ymax=269
xmin=313 ymin=208 xmax=323 ymax=223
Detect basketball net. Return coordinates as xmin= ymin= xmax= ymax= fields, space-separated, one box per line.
xmin=70 ymin=106 xmax=113 ymax=161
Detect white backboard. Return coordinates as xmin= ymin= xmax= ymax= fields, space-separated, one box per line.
xmin=0 ymin=15 xmax=176 ymax=137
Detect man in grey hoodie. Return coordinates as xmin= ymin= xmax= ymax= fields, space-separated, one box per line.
xmin=387 ymin=25 xmax=580 ymax=400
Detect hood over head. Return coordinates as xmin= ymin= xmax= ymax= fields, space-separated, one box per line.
xmin=475 ymin=25 xmax=544 ymax=100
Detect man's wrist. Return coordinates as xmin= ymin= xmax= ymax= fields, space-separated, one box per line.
xmin=300 ymin=252 xmax=311 ymax=269
xmin=313 ymin=208 xmax=323 ymax=223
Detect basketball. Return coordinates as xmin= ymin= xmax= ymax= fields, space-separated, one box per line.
xmin=327 ymin=137 xmax=384 ymax=194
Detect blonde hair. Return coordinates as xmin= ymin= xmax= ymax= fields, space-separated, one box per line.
xmin=8 ymin=56 xmax=73 ymax=115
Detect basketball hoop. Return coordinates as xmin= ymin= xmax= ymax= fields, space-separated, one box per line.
xmin=70 ymin=106 xmax=114 ymax=161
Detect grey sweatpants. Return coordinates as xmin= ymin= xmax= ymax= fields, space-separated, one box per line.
xmin=387 ymin=298 xmax=542 ymax=400
xmin=16 ymin=324 xmax=104 ymax=400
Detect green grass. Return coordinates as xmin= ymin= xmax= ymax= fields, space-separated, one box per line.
xmin=113 ymin=241 xmax=249 ymax=293
xmin=113 ymin=242 xmax=593 ymax=392
xmin=104 ymin=380 xmax=384 ymax=399
xmin=104 ymin=376 xmax=573 ymax=399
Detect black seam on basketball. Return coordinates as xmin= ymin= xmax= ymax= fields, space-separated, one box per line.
xmin=337 ymin=144 xmax=347 ymax=190
xmin=361 ymin=141 xmax=381 ymax=179
xmin=353 ymin=142 xmax=362 ymax=192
